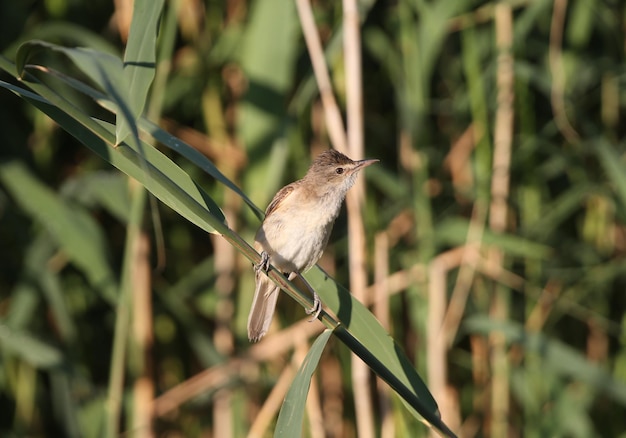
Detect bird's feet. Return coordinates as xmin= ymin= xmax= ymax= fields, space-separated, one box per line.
xmin=255 ymin=251 xmax=271 ymax=272
xmin=305 ymin=290 xmax=322 ymax=321
xmin=287 ymin=271 xmax=323 ymax=321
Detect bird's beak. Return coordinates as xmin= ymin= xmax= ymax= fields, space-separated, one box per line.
xmin=355 ymin=158 xmax=379 ymax=170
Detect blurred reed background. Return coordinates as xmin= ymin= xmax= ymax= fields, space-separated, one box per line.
xmin=0 ymin=0 xmax=625 ymax=437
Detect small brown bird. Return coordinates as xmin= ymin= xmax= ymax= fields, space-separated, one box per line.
xmin=247 ymin=150 xmax=378 ymax=342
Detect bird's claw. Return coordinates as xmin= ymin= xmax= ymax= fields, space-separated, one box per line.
xmin=305 ymin=290 xmax=322 ymax=321
xmin=255 ymin=251 xmax=271 ymax=272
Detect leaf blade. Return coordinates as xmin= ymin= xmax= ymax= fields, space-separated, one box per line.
xmin=275 ymin=329 xmax=333 ymax=438
xmin=118 ymin=0 xmax=164 ymax=143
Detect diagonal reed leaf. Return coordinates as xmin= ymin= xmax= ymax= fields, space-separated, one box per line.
xmin=275 ymin=329 xmax=334 ymax=438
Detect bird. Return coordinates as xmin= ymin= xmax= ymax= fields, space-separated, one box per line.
xmin=247 ymin=149 xmax=378 ymax=342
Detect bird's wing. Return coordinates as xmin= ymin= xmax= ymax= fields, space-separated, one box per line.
xmin=264 ymin=181 xmax=298 ymax=217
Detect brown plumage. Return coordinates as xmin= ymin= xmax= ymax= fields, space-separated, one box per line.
xmin=247 ymin=150 xmax=378 ymax=342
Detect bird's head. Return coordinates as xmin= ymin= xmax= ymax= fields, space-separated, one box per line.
xmin=304 ymin=150 xmax=378 ymax=196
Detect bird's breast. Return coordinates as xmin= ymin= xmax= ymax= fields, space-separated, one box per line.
xmin=254 ymin=195 xmax=340 ymax=273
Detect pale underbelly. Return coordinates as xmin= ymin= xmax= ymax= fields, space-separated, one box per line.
xmin=256 ymin=217 xmax=334 ymax=273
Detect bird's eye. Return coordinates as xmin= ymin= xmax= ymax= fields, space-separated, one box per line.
xmin=335 ymin=167 xmax=344 ymax=175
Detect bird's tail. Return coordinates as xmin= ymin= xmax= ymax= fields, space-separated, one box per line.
xmin=247 ymin=271 xmax=280 ymax=342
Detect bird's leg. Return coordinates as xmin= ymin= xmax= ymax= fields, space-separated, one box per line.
xmin=287 ymin=272 xmax=322 ymax=321
xmin=255 ymin=250 xmax=271 ymax=272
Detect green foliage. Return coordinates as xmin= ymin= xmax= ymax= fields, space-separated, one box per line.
xmin=1 ymin=0 xmax=625 ymax=437
xmin=275 ymin=329 xmax=333 ymax=438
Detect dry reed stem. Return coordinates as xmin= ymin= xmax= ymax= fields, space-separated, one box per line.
xmin=212 ymin=227 xmax=237 ymax=437
xmin=107 ymin=179 xmax=145 ymax=438
xmin=320 ymin=355 xmax=345 ymax=437
xmin=373 ymin=233 xmax=391 ymax=332
xmin=132 ymin=232 xmax=154 ymax=438
xmin=249 ymin=335 xmax=315 ymax=437
xmin=153 ymin=320 xmax=323 ymax=417
xmin=489 ymin=5 xmax=515 ymax=437
xmin=443 ymin=203 xmax=486 ymax=348
xmin=213 ymin=390 xmax=233 ymax=438
xmin=211 ymin=146 xmax=240 ymax=437
xmin=586 ymin=319 xmax=609 ymax=363
xmin=374 ymin=232 xmax=395 ymax=438
xmin=444 ymin=124 xmax=477 ymax=198
xmin=176 ymin=0 xmax=204 ymax=41
xmin=154 ymin=361 xmax=242 ymax=417
xmin=299 ymin=340 xmax=325 ymax=438
xmin=549 ymin=0 xmax=580 ymax=143
xmin=248 ymin=318 xmax=325 ymax=361
xmin=491 ymin=6 xmax=514 ymax=235
xmin=305 ymin=376 xmax=325 ymax=438
xmin=458 ymin=411 xmax=483 ymax=438
xmin=341 ymin=0 xmax=375 ymax=435
xmin=295 ymin=0 xmax=348 ymax=154
xmin=427 ymin=247 xmax=467 ymax=438
xmin=525 ymin=281 xmax=561 ymax=332
xmin=112 ymin=0 xmax=133 ymax=41
xmin=247 ymin=364 xmax=297 ymax=438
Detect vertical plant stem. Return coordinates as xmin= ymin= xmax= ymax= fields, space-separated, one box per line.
xmin=428 ymin=248 xmax=465 ymax=437
xmin=342 ymin=0 xmax=375 ymax=437
xmin=106 ymin=180 xmax=147 ymax=438
xmin=131 ymin=232 xmax=154 ymax=438
xmin=461 ymin=17 xmax=493 ymax=432
xmin=113 ymin=0 xmax=134 ymax=41
xmin=343 ymin=0 xmax=363 ymax=163
xmin=489 ymin=5 xmax=514 ymax=437
xmin=126 ymin=2 xmax=181 ymax=433
xmin=443 ymin=205 xmax=486 ymax=347
xmin=320 ymin=355 xmax=345 ymax=437
xmin=247 ymin=361 xmax=297 ymax=436
xmin=374 ymin=232 xmax=395 ymax=438
xmin=373 ymin=232 xmax=390 ymax=331
xmin=295 ymin=0 xmax=348 ymax=154
xmin=302 ymin=342 xmax=325 ymax=438
xmin=426 ymin=251 xmax=451 ymax=438
xmin=491 ymin=5 xmax=514 ymax=237
xmin=212 ymin=210 xmax=237 ymax=438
